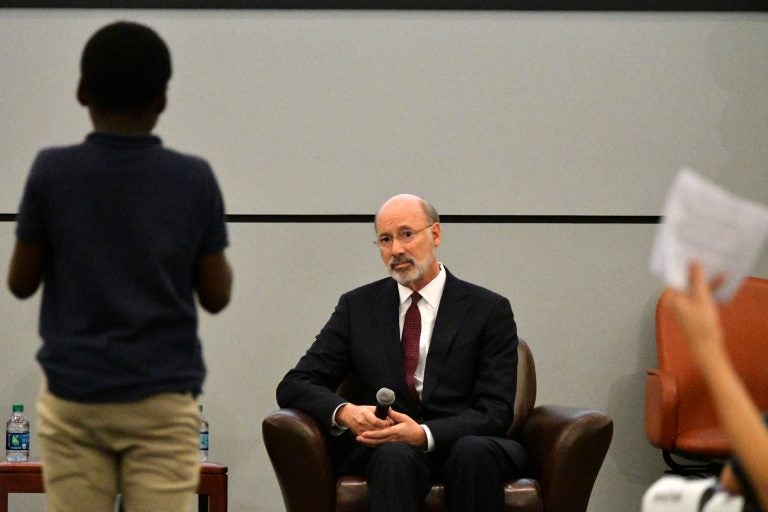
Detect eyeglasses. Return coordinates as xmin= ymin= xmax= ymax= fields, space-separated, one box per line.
xmin=374 ymin=224 xmax=435 ymax=248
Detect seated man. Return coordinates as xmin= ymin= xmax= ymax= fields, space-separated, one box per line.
xmin=276 ymin=193 xmax=526 ymax=512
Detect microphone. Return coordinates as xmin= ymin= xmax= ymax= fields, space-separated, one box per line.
xmin=375 ymin=387 xmax=396 ymax=420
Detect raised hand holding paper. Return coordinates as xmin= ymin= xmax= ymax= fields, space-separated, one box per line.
xmin=651 ymin=168 xmax=768 ymax=302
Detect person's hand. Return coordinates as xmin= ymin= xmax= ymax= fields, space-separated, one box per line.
xmin=335 ymin=403 xmax=392 ymax=436
xmin=665 ymin=260 xmax=727 ymax=356
xmin=719 ymin=463 xmax=744 ymax=495
xmin=355 ymin=409 xmax=427 ymax=449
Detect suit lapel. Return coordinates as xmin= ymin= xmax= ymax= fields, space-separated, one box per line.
xmin=373 ymin=280 xmax=408 ymax=396
xmin=421 ymin=272 xmax=469 ymax=404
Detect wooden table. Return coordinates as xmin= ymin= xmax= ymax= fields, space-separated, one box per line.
xmin=0 ymin=461 xmax=227 ymax=512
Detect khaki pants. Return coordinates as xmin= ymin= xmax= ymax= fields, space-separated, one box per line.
xmin=36 ymin=388 xmax=201 ymax=512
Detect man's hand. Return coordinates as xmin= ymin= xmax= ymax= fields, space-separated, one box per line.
xmin=356 ymin=409 xmax=427 ymax=449
xmin=335 ymin=403 xmax=392 ymax=436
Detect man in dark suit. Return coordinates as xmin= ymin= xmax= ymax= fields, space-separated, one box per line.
xmin=276 ymin=193 xmax=526 ymax=512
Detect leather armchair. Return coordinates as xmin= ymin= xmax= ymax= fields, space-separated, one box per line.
xmin=263 ymin=339 xmax=613 ymax=512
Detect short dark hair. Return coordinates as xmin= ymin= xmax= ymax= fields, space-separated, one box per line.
xmin=80 ymin=21 xmax=171 ymax=112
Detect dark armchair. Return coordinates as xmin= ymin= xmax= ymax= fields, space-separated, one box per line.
xmin=262 ymin=339 xmax=613 ymax=512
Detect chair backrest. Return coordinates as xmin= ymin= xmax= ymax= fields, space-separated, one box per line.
xmin=509 ymin=338 xmax=536 ymax=438
xmin=337 ymin=337 xmax=536 ymax=439
xmin=656 ymin=276 xmax=768 ymax=434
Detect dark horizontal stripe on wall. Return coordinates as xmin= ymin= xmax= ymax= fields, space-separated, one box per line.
xmin=228 ymin=214 xmax=662 ymax=223
xmin=228 ymin=214 xmax=373 ymax=223
xmin=0 ymin=0 xmax=765 ymax=9
xmin=1 ymin=213 xmax=660 ymax=223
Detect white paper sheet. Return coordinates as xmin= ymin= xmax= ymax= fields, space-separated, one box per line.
xmin=651 ymin=168 xmax=768 ymax=302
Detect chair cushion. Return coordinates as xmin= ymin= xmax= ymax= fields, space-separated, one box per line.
xmin=335 ymin=475 xmax=543 ymax=512
xmin=674 ymin=427 xmax=730 ymax=457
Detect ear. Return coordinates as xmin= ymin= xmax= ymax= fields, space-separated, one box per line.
xmin=430 ymin=222 xmax=441 ymax=248
xmin=76 ymin=79 xmax=89 ymax=106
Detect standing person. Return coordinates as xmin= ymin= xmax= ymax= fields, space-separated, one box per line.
xmin=276 ymin=193 xmax=526 ymax=512
xmin=665 ymin=261 xmax=768 ymax=510
xmin=6 ymin=21 xmax=232 ymax=512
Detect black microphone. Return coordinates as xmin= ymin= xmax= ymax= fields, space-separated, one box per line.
xmin=375 ymin=387 xmax=396 ymax=420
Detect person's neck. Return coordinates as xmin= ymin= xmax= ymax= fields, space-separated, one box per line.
xmin=89 ymin=108 xmax=159 ymax=136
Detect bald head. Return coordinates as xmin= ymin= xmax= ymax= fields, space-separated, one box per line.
xmin=374 ymin=194 xmax=441 ymax=291
xmin=374 ymin=194 xmax=439 ymax=232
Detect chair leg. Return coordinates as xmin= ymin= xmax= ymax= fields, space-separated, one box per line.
xmin=662 ymin=450 xmax=724 ymax=477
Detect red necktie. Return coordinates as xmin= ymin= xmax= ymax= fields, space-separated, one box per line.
xmin=402 ymin=292 xmax=422 ymax=402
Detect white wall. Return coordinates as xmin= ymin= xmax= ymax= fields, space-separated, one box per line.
xmin=1 ymin=8 xmax=768 ymax=512
xmin=2 ymin=10 xmax=768 ymax=215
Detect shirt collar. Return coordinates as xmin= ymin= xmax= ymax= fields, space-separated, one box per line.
xmin=86 ymin=132 xmax=162 ymax=149
xmin=397 ymin=263 xmax=446 ymax=309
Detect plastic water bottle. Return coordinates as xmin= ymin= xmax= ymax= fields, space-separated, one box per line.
xmin=199 ymin=404 xmax=209 ymax=462
xmin=6 ymin=404 xmax=30 ymax=462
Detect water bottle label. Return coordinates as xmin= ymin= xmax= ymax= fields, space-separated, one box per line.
xmin=6 ymin=432 xmax=29 ymax=451
xmin=200 ymin=432 xmax=209 ymax=451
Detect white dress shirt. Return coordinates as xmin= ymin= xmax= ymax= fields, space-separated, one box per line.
xmin=396 ymin=263 xmax=446 ymax=400
xmin=396 ymin=263 xmax=446 ymax=451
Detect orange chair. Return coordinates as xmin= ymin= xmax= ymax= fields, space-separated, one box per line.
xmin=645 ymin=276 xmax=768 ymax=472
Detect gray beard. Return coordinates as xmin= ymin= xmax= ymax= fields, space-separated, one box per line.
xmin=389 ymin=268 xmax=417 ymax=286
xmin=388 ymin=259 xmax=428 ymax=286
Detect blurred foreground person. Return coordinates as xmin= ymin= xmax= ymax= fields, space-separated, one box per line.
xmin=6 ymin=21 xmax=232 ymax=512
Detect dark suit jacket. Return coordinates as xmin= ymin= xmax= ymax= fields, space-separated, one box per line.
xmin=276 ymin=269 xmax=524 ymax=466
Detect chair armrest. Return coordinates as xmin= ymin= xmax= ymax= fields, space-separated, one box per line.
xmin=262 ymin=408 xmax=335 ymax=512
xmin=644 ymin=368 xmax=678 ymax=451
xmin=521 ymin=405 xmax=613 ymax=512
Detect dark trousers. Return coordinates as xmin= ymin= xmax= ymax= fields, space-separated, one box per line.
xmin=346 ymin=435 xmax=518 ymax=512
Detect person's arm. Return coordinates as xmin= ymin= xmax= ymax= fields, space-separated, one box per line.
xmin=276 ymin=292 xmax=358 ymax=428
xmin=277 ymin=290 xmax=397 ymax=436
xmin=194 ymin=250 xmax=232 ymax=313
xmin=666 ymin=260 xmax=768 ymax=509
xmin=6 ymin=239 xmax=46 ymax=299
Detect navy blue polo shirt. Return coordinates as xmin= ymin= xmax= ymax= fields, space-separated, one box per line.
xmin=16 ymin=132 xmax=228 ymax=402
